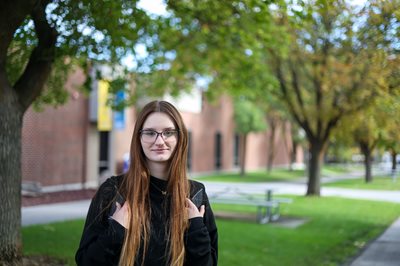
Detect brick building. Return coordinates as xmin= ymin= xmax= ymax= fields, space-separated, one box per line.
xmin=21 ymin=70 xmax=302 ymax=191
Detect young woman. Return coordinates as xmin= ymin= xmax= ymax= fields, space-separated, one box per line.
xmin=75 ymin=100 xmax=218 ymax=266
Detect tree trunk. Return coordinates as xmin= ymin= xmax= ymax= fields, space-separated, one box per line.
xmin=359 ymin=142 xmax=373 ymax=183
xmin=290 ymin=140 xmax=297 ymax=171
xmin=306 ymin=140 xmax=325 ymax=196
xmin=364 ymin=151 xmax=373 ymax=183
xmin=239 ymin=134 xmax=247 ymax=176
xmin=0 ymin=2 xmax=56 ymax=263
xmin=281 ymin=122 xmax=293 ymax=170
xmin=267 ymin=118 xmax=277 ymax=172
xmin=0 ymin=88 xmax=24 ymax=264
xmin=390 ymin=149 xmax=397 ymax=171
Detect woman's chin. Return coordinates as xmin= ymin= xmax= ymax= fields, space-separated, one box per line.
xmin=149 ymin=155 xmax=171 ymax=162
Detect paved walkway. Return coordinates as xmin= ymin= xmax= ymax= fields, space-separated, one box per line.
xmin=22 ymin=200 xmax=91 ymax=226
xmin=201 ymin=181 xmax=400 ymax=203
xmin=349 ymin=217 xmax=400 ymax=266
xmin=21 ymin=179 xmax=400 ymax=265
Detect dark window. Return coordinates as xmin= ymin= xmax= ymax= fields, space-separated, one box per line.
xmin=215 ymin=132 xmax=222 ymax=170
xmin=99 ymin=131 xmax=109 ymax=174
xmin=234 ymin=134 xmax=240 ymax=166
xmin=187 ymin=131 xmax=192 ymax=171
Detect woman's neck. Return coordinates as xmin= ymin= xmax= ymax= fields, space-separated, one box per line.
xmin=147 ymin=161 xmax=168 ymax=180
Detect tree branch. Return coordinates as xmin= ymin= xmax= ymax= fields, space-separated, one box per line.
xmin=14 ymin=0 xmax=57 ymax=112
xmin=322 ymin=112 xmax=342 ymax=144
xmin=314 ymin=36 xmax=331 ymax=140
xmin=272 ymin=53 xmax=313 ymax=139
xmin=289 ymin=60 xmax=305 ymax=110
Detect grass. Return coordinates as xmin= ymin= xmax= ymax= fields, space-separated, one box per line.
xmin=196 ymin=164 xmax=358 ymax=183
xmin=213 ymin=196 xmax=400 ymax=266
xmin=196 ymin=168 xmax=305 ymax=182
xmin=22 ymin=196 xmax=400 ymax=266
xmin=321 ymin=164 xmax=354 ymax=175
xmin=22 ymin=220 xmax=83 ymax=266
xmin=324 ymin=175 xmax=400 ymax=191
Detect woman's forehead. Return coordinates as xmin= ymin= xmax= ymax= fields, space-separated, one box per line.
xmin=142 ymin=112 xmax=175 ymax=129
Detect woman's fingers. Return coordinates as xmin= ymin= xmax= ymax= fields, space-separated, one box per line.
xmin=186 ymin=198 xmax=196 ymax=208
xmin=111 ymin=202 xmax=129 ymax=229
xmin=186 ymin=198 xmax=205 ymax=219
xmin=115 ymin=202 xmax=121 ymax=212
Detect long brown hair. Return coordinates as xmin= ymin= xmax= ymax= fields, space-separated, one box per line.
xmin=119 ymin=100 xmax=190 ymax=266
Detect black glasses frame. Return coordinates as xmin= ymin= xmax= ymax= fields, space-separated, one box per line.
xmin=139 ymin=129 xmax=179 ymax=143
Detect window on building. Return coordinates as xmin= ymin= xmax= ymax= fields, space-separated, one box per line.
xmin=234 ymin=133 xmax=240 ymax=167
xmin=215 ymin=132 xmax=222 ymax=170
xmin=99 ymin=131 xmax=109 ymax=175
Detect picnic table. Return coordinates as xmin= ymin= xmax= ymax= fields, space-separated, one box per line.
xmin=208 ymin=187 xmax=292 ymax=224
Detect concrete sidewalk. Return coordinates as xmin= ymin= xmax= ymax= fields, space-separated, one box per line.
xmin=350 ymin=217 xmax=400 ymax=266
xmin=21 ymin=200 xmax=91 ymax=226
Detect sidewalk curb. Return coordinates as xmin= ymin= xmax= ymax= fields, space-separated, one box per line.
xmin=350 ymin=217 xmax=400 ymax=266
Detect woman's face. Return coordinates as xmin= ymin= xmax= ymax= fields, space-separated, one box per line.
xmin=140 ymin=112 xmax=178 ymax=164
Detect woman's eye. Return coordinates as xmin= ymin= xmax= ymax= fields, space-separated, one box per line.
xmin=144 ymin=131 xmax=156 ymax=136
xmin=163 ymin=131 xmax=174 ymax=137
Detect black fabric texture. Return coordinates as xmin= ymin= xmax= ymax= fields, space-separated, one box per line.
xmin=75 ymin=175 xmax=218 ymax=266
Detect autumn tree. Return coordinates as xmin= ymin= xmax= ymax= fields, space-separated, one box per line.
xmin=334 ymin=85 xmax=400 ymax=183
xmin=353 ymin=111 xmax=382 ymax=183
xmin=377 ymin=90 xmax=400 ymax=174
xmin=266 ymin=0 xmax=398 ymax=195
xmin=358 ymin=60 xmax=400 ymax=182
xmin=364 ymin=0 xmax=400 ymax=174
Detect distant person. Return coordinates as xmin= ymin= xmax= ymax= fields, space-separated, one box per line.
xmin=76 ymin=100 xmax=218 ymax=266
xmin=122 ymin=152 xmax=130 ymax=173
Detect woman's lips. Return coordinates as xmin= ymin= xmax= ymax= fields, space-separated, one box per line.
xmin=152 ymin=149 xmax=168 ymax=153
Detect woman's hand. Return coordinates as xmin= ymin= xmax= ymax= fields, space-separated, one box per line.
xmin=186 ymin=198 xmax=205 ymax=219
xmin=111 ymin=202 xmax=130 ymax=229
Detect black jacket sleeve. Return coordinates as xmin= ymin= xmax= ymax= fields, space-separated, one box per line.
xmin=75 ymin=177 xmax=126 ymax=266
xmin=185 ymin=182 xmax=218 ymax=266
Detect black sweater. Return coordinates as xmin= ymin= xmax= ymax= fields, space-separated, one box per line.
xmin=75 ymin=175 xmax=218 ymax=266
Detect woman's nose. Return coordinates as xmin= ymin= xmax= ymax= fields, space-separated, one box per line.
xmin=154 ymin=134 xmax=166 ymax=144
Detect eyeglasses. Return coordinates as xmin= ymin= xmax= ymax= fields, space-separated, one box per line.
xmin=140 ymin=129 xmax=179 ymax=143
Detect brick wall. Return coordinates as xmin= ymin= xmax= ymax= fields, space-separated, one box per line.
xmin=21 ymin=69 xmax=87 ymax=187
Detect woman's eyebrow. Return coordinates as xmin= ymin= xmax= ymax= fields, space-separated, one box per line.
xmin=142 ymin=127 xmax=175 ymax=131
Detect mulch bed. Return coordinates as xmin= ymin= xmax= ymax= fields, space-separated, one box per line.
xmin=22 ymin=255 xmax=67 ymax=266
xmin=22 ymin=189 xmax=97 ymax=207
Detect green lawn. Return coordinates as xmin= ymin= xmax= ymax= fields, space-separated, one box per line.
xmin=213 ymin=196 xmax=400 ymax=266
xmin=22 ymin=220 xmax=84 ymax=265
xmin=321 ymin=164 xmax=355 ymax=175
xmin=196 ymin=168 xmax=305 ymax=182
xmin=22 ymin=196 xmax=400 ymax=266
xmin=196 ymin=164 xmax=358 ymax=183
xmin=324 ymin=175 xmax=400 ymax=191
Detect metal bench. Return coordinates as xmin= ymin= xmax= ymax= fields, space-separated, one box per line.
xmin=209 ymin=188 xmax=292 ymax=224
xmin=22 ymin=181 xmax=42 ymax=196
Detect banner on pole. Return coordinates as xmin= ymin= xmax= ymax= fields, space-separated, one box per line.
xmin=97 ymin=80 xmax=112 ymax=131
xmin=113 ymin=90 xmax=126 ymax=130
